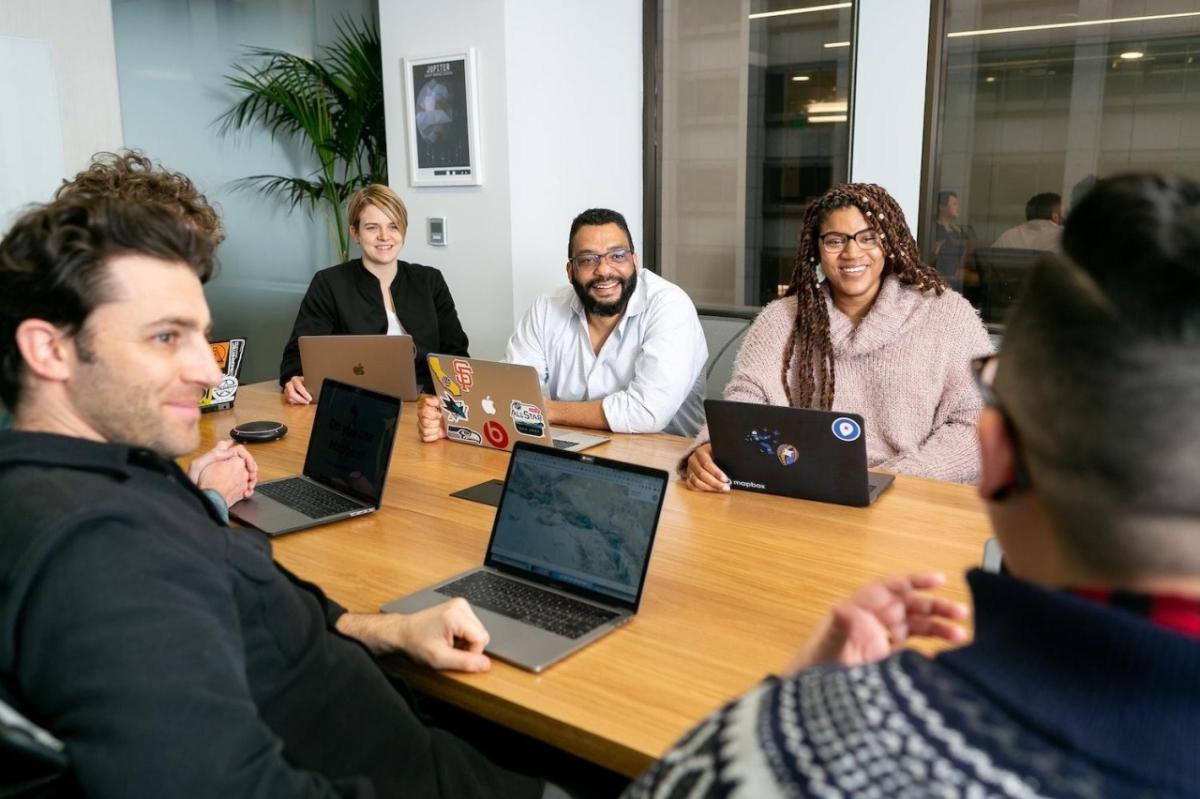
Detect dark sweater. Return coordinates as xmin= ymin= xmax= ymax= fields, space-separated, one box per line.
xmin=280 ymin=259 xmax=470 ymax=394
xmin=626 ymin=570 xmax=1200 ymax=798
xmin=0 ymin=431 xmax=539 ymax=799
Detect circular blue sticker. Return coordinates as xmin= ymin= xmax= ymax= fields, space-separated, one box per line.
xmin=831 ymin=416 xmax=861 ymax=442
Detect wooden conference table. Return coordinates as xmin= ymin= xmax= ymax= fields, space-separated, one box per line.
xmin=196 ymin=382 xmax=992 ymax=778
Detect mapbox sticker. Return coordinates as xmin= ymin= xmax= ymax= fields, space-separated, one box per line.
xmin=831 ymin=417 xmax=861 ymax=442
xmin=442 ymin=391 xmax=469 ymax=422
xmin=510 ymin=400 xmax=545 ymax=437
xmin=447 ymin=426 xmax=482 ymax=445
xmin=452 ymin=359 xmax=474 ymax=392
xmin=483 ymin=420 xmax=509 ymax=448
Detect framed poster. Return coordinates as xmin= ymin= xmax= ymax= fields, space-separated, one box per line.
xmin=403 ymin=49 xmax=482 ymax=187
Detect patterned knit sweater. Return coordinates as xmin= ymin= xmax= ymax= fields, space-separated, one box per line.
xmin=693 ymin=276 xmax=993 ymax=484
xmin=626 ymin=570 xmax=1200 ymax=798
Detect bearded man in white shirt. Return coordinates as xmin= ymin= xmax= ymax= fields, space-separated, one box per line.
xmin=418 ymin=208 xmax=707 ymax=440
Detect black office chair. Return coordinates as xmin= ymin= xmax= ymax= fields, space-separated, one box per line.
xmin=0 ymin=698 xmax=76 ymax=798
xmin=973 ymin=247 xmax=1046 ymax=326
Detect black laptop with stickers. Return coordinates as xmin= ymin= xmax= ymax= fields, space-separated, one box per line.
xmin=704 ymin=399 xmax=894 ymax=507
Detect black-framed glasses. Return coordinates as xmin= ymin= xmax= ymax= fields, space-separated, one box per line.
xmin=570 ymin=248 xmax=632 ymax=271
xmin=818 ymin=228 xmax=881 ymax=253
xmin=971 ymin=354 xmax=1032 ymax=500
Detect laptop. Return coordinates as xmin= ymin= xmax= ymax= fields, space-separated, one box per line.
xmin=300 ymin=334 xmax=420 ymax=401
xmin=230 ymin=379 xmax=402 ymax=536
xmin=383 ymin=442 xmax=668 ymax=672
xmin=198 ymin=337 xmax=246 ymax=413
xmin=427 ymin=354 xmax=608 ymax=452
xmin=704 ymin=399 xmax=895 ymax=507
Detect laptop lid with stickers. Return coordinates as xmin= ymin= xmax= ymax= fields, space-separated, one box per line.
xmin=427 ymin=355 xmax=607 ymax=453
xmin=704 ymin=399 xmax=894 ymax=507
xmin=199 ymin=338 xmax=245 ymax=413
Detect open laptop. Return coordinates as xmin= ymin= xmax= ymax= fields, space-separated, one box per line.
xmin=704 ymin=399 xmax=894 ymax=507
xmin=383 ymin=442 xmax=667 ymax=672
xmin=300 ymin=334 xmax=420 ymax=401
xmin=230 ymin=379 xmax=402 ymax=536
xmin=427 ymin=354 xmax=608 ymax=452
xmin=199 ymin=337 xmax=245 ymax=413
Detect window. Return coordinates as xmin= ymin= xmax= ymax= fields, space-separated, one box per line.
xmin=653 ymin=1 xmax=856 ymax=310
xmin=924 ymin=0 xmax=1200 ymax=325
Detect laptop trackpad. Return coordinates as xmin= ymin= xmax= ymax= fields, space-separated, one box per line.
xmin=450 ymin=479 xmax=505 ymax=507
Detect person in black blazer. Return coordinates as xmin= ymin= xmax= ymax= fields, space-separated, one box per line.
xmin=279 ymin=184 xmax=469 ymax=402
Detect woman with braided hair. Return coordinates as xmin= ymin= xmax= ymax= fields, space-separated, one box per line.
xmin=686 ymin=182 xmax=993 ymax=490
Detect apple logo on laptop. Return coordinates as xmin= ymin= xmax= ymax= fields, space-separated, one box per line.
xmin=353 ymin=363 xmax=365 ymax=376
xmin=481 ymin=395 xmax=496 ymax=415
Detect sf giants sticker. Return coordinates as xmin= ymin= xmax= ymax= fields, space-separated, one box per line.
xmin=510 ymin=400 xmax=545 ymax=437
xmin=452 ymin=359 xmax=474 ymax=392
xmin=483 ymin=420 xmax=509 ymax=449
xmin=447 ymin=426 xmax=483 ymax=445
xmin=441 ymin=391 xmax=468 ymax=422
xmin=428 ymin=356 xmax=462 ymax=396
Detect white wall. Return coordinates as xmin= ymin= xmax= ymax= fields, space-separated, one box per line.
xmin=503 ymin=1 xmax=642 ymax=328
xmin=0 ymin=0 xmax=123 ymax=226
xmin=850 ymin=0 xmax=933 ymax=229
xmin=381 ymin=0 xmax=514 ymax=359
xmin=381 ymin=0 xmax=643 ymax=359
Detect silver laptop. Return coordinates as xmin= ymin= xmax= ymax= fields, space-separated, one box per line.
xmin=230 ymin=379 xmax=401 ymax=536
xmin=428 ymin=354 xmax=608 ymax=452
xmin=383 ymin=442 xmax=668 ymax=672
xmin=300 ymin=334 xmax=420 ymax=401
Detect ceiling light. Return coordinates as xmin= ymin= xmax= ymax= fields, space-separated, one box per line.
xmin=749 ymin=3 xmax=851 ymax=20
xmin=807 ymin=101 xmax=848 ymax=114
xmin=824 ymin=41 xmax=851 ymax=48
xmin=947 ymin=11 xmax=1200 ymax=38
xmin=791 ymin=75 xmax=812 ymax=81
xmin=807 ymin=114 xmax=848 ymax=124
xmin=1119 ymin=51 xmax=1144 ymax=60
xmin=984 ymin=75 xmax=996 ymax=82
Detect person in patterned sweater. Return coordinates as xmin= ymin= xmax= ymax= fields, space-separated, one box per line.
xmin=628 ymin=173 xmax=1200 ymax=798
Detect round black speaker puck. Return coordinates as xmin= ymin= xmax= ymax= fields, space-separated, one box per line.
xmin=230 ymin=420 xmax=288 ymax=443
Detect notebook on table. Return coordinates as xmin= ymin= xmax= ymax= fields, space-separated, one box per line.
xmin=300 ymin=334 xmax=420 ymax=401
xmin=427 ymin=354 xmax=608 ymax=452
xmin=383 ymin=442 xmax=668 ymax=672
xmin=704 ymin=399 xmax=894 ymax=507
xmin=230 ymin=379 xmax=401 ymax=536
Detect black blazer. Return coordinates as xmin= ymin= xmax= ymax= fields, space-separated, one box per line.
xmin=279 ymin=259 xmax=470 ymax=393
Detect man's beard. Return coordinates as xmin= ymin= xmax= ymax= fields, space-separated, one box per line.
xmin=571 ymin=269 xmax=637 ymax=317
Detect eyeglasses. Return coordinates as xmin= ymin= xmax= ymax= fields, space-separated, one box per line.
xmin=818 ymin=228 xmax=881 ymax=254
xmin=971 ymin=354 xmax=1032 ymax=499
xmin=571 ymin=248 xmax=632 ymax=271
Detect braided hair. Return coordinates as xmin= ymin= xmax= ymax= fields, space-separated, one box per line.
xmin=780 ymin=183 xmax=946 ymax=410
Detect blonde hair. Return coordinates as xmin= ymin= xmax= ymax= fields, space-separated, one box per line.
xmin=347 ymin=184 xmax=408 ymax=237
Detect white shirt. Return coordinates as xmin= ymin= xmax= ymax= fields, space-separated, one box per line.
xmin=504 ymin=268 xmax=708 ymax=437
xmin=992 ymin=219 xmax=1062 ymax=252
xmin=385 ymin=308 xmax=405 ymax=335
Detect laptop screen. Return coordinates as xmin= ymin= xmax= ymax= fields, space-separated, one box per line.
xmin=487 ymin=446 xmax=665 ymax=607
xmin=303 ymin=381 xmax=401 ymax=506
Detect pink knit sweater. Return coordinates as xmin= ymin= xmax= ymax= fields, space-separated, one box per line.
xmin=694 ymin=276 xmax=994 ymax=484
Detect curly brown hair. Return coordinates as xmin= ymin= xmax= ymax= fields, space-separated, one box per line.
xmin=55 ymin=150 xmax=224 ymax=248
xmin=780 ymin=182 xmax=946 ymax=409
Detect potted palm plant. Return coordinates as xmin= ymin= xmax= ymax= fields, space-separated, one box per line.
xmin=216 ymin=17 xmax=387 ymax=261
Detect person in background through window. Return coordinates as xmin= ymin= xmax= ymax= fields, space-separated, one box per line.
xmin=993 ymin=192 xmax=1063 ymax=252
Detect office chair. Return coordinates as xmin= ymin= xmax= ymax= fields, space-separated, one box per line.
xmin=974 ymin=247 xmax=1045 ymax=326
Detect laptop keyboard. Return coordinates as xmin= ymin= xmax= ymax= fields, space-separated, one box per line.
xmin=435 ymin=571 xmax=619 ymax=639
xmin=256 ymin=478 xmax=363 ymax=519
